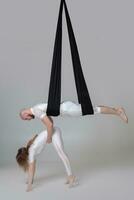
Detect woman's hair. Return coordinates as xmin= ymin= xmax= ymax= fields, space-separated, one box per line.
xmin=16 ymin=134 xmax=38 ymax=171
xmin=16 ymin=147 xmax=29 ymax=172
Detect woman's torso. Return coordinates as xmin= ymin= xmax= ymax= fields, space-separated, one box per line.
xmin=28 ymin=126 xmax=60 ymax=157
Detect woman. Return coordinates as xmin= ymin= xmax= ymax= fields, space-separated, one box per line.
xmin=16 ymin=126 xmax=77 ymax=192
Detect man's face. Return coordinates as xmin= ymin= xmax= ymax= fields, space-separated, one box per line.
xmin=20 ymin=109 xmax=35 ymax=120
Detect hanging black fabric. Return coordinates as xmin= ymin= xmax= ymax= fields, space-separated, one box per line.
xmin=63 ymin=0 xmax=94 ymax=115
xmin=46 ymin=0 xmax=63 ymax=116
xmin=46 ymin=0 xmax=94 ymax=116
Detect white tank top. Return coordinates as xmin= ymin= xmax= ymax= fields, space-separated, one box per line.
xmin=28 ymin=126 xmax=60 ymax=163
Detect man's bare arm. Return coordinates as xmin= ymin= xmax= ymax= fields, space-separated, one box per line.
xmin=41 ymin=116 xmax=54 ymax=143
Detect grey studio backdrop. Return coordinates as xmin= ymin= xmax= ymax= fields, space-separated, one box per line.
xmin=0 ymin=0 xmax=133 ymax=167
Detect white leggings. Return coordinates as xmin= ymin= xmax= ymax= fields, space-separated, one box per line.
xmin=52 ymin=128 xmax=73 ymax=176
xmin=29 ymin=127 xmax=73 ymax=176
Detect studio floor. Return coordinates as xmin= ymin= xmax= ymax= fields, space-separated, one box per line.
xmin=0 ymin=153 xmax=134 ymax=200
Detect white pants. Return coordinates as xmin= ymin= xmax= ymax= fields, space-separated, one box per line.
xmin=60 ymin=101 xmax=101 ymax=116
xmin=29 ymin=127 xmax=73 ymax=176
xmin=52 ymin=127 xmax=73 ymax=176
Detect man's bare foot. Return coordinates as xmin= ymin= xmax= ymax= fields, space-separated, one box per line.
xmin=26 ymin=184 xmax=32 ymax=192
xmin=116 ymin=107 xmax=128 ymax=123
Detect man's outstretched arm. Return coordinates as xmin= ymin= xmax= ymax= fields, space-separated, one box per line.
xmin=30 ymin=104 xmax=54 ymax=143
xmin=41 ymin=116 xmax=54 ymax=143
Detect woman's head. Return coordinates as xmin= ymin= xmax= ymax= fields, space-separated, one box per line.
xmin=16 ymin=147 xmax=29 ymax=172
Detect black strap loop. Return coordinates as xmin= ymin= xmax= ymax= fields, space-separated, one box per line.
xmin=46 ymin=0 xmax=63 ymax=116
xmin=63 ymin=0 xmax=94 ymax=115
xmin=46 ymin=0 xmax=94 ymax=116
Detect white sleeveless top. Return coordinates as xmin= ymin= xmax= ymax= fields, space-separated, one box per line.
xmin=28 ymin=126 xmax=60 ymax=163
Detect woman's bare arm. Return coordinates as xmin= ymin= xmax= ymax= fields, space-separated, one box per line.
xmin=26 ymin=134 xmax=38 ymax=149
xmin=26 ymin=161 xmax=36 ymax=192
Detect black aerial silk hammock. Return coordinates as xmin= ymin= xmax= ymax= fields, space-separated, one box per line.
xmin=46 ymin=0 xmax=94 ymax=116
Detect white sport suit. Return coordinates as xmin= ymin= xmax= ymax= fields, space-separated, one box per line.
xmin=28 ymin=126 xmax=73 ymax=176
xmin=30 ymin=100 xmax=101 ymax=119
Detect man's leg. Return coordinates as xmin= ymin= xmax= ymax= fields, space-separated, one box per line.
xmin=94 ymin=105 xmax=128 ymax=123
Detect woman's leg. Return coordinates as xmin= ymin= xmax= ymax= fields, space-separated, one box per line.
xmin=26 ymin=160 xmax=36 ymax=192
xmin=94 ymin=105 xmax=128 ymax=123
xmin=52 ymin=127 xmax=77 ymax=187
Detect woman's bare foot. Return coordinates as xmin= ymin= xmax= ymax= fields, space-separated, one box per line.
xmin=65 ymin=175 xmax=79 ymax=188
xmin=26 ymin=184 xmax=32 ymax=192
xmin=26 ymin=179 xmax=33 ymax=184
xmin=116 ymin=107 xmax=128 ymax=123
xmin=65 ymin=178 xmax=69 ymax=184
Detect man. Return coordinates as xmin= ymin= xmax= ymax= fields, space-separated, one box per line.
xmin=20 ymin=101 xmax=128 ymax=144
xmin=20 ymin=103 xmax=53 ymax=144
